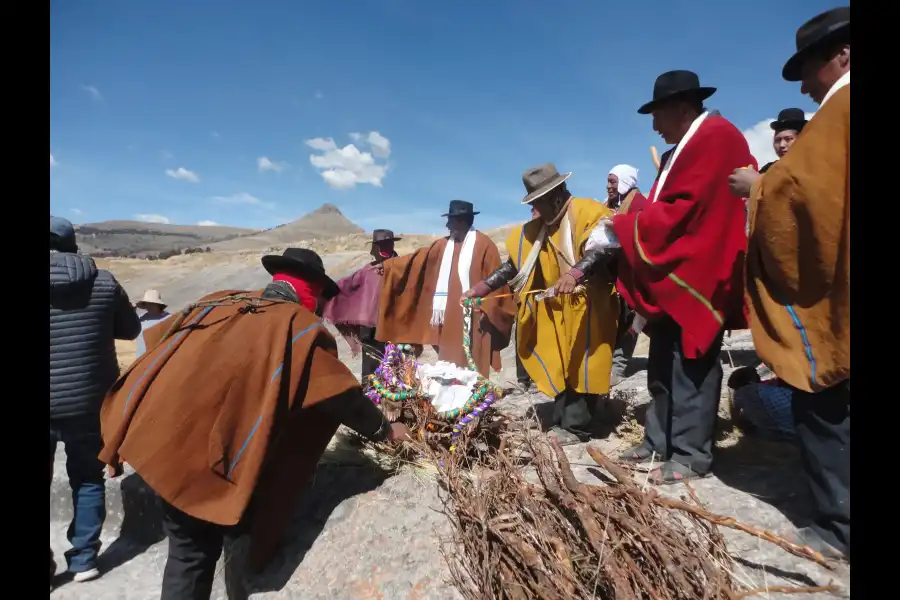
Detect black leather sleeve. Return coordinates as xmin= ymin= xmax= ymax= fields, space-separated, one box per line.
xmin=483 ymin=259 xmax=519 ymax=290
xmin=573 ymin=247 xmax=621 ymax=282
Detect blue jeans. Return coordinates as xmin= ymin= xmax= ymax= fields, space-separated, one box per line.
xmin=49 ymin=417 xmax=106 ymax=573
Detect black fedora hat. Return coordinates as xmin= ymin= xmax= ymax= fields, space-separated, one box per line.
xmin=441 ymin=200 xmax=480 ymax=218
xmin=782 ymin=7 xmax=850 ymax=82
xmin=372 ymin=229 xmax=401 ymax=243
xmin=637 ymin=70 xmax=717 ymax=115
xmin=770 ymin=108 xmax=808 ymax=133
xmin=261 ymin=247 xmax=339 ymax=299
xmin=521 ymin=163 xmax=572 ymax=205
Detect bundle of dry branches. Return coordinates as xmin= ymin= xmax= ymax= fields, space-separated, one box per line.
xmin=431 ymin=428 xmax=837 ymax=600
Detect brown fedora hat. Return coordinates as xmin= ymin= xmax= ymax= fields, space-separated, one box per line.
xmin=520 ymin=163 xmax=572 ymax=205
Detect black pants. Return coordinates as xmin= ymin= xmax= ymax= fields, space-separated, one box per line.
xmin=160 ymin=501 xmax=247 ymax=600
xmin=358 ymin=326 xmax=385 ymax=383
xmin=791 ymin=380 xmax=850 ymax=554
xmin=514 ymin=327 xmax=531 ymax=385
xmin=642 ymin=317 xmax=724 ymax=475
xmin=611 ymin=299 xmax=639 ymax=380
xmin=552 ymin=390 xmax=600 ymax=433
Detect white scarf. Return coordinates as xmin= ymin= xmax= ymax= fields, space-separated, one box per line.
xmin=431 ymin=229 xmax=477 ymax=326
xmin=650 ymin=111 xmax=709 ymax=203
xmin=820 ymin=70 xmax=850 ymax=108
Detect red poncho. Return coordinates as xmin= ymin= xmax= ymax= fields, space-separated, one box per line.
xmin=612 ymin=115 xmax=754 ymax=358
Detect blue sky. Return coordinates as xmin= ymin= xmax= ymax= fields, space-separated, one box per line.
xmin=50 ymin=0 xmax=844 ymax=234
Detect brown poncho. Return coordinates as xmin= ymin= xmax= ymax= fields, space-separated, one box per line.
xmin=99 ymin=289 xmax=361 ymax=569
xmin=375 ymin=232 xmax=516 ymax=377
xmin=746 ymin=84 xmax=850 ymax=392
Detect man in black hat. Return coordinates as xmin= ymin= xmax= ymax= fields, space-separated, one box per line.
xmin=376 ymin=201 xmax=516 ymax=378
xmin=759 ymin=108 xmax=809 ymax=173
xmin=731 ymin=6 xmax=850 ymax=560
xmin=462 ymin=164 xmax=621 ymax=444
xmin=323 ymin=229 xmax=401 ymax=381
xmin=610 ymin=71 xmax=755 ymax=483
xmin=100 ymin=247 xmax=412 ymax=598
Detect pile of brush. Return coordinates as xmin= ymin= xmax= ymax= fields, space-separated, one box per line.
xmin=432 ymin=428 xmax=837 ymax=600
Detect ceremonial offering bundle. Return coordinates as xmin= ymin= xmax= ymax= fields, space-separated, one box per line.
xmin=365 ymin=302 xmax=504 ymax=451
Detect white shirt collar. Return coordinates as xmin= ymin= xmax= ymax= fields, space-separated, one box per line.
xmin=821 ymin=70 xmax=850 ymax=107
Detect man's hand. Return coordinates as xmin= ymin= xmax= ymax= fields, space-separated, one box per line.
xmin=388 ymin=422 xmax=413 ymax=443
xmin=553 ymin=273 xmax=579 ymax=295
xmin=460 ymin=287 xmax=484 ymax=311
xmin=106 ymin=463 xmax=124 ymax=479
xmin=728 ymin=167 xmax=760 ymax=198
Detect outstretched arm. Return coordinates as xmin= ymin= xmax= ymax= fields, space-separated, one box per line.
xmin=316 ymin=388 xmax=395 ymax=442
xmin=463 ymin=258 xmax=518 ymax=299
xmin=554 ymin=220 xmax=621 ymax=294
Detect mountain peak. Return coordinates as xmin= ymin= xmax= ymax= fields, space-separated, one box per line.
xmin=310 ymin=203 xmax=343 ymax=216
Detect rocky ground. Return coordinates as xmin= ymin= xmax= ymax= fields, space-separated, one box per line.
xmin=51 ymin=332 xmax=850 ymax=599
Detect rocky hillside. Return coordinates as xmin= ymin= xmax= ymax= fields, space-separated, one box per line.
xmin=210 ymin=203 xmax=365 ymax=251
xmin=75 ymin=220 xmax=255 ymax=258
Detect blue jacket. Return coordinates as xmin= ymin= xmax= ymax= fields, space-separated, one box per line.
xmin=49 ymin=251 xmax=141 ymax=420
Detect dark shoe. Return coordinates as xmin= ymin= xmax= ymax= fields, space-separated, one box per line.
xmin=618 ymin=444 xmax=657 ymax=464
xmin=647 ymin=461 xmax=708 ymax=485
xmin=548 ymin=427 xmax=588 ymax=446
xmin=783 ymin=526 xmax=848 ymax=561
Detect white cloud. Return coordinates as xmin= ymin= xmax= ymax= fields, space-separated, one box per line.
xmin=314 ymin=90 xmax=324 ymax=100
xmin=257 ymin=156 xmax=288 ymax=173
xmin=50 ymin=153 xmax=57 ymax=168
xmin=742 ymin=112 xmax=816 ymax=168
xmin=197 ymin=220 xmax=218 ymax=226
xmin=347 ymin=131 xmax=391 ymax=158
xmin=161 ymin=150 xmax=173 ymax=161
xmin=71 ymin=208 xmax=83 ymax=216
xmin=211 ymin=131 xmax=221 ymax=139
xmin=212 ymin=192 xmax=275 ymax=209
xmin=165 ymin=167 xmax=200 ymax=183
xmin=135 ymin=214 xmax=170 ymax=224
xmin=305 ymin=132 xmax=391 ymax=190
xmin=80 ymin=85 xmax=102 ymax=101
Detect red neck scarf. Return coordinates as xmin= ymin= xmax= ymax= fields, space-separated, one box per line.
xmin=272 ymin=273 xmax=322 ymax=313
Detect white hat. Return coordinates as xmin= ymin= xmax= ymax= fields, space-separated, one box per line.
xmin=136 ymin=289 xmax=166 ymax=308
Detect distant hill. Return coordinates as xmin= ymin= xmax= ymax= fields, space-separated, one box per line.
xmin=210 ymin=203 xmax=365 ymax=251
xmin=75 ymin=221 xmax=256 ymax=258
xmin=96 ymin=221 xmax=526 ymax=312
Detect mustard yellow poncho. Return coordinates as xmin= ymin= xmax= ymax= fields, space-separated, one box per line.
xmin=506 ymin=197 xmax=619 ymax=397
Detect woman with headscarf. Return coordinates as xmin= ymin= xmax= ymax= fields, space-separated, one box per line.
xmin=604 ymin=165 xmax=649 ymax=386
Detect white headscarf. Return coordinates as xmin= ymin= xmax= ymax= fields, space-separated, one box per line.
xmin=609 ymin=164 xmax=639 ymax=195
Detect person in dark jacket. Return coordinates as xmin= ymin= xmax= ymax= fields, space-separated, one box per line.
xmin=49 ymin=216 xmax=141 ymax=586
